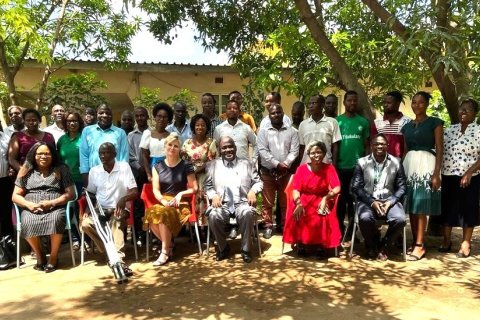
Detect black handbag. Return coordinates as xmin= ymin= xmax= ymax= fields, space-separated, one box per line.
xmin=0 ymin=235 xmax=16 ymax=270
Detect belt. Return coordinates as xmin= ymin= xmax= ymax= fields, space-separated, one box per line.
xmin=101 ymin=208 xmax=117 ymax=216
xmin=260 ymin=166 xmax=289 ymax=180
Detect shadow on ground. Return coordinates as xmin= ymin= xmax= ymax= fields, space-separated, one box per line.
xmin=1 ymin=228 xmax=480 ymax=319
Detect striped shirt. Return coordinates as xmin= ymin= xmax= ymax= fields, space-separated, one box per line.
xmin=371 ymin=113 xmax=411 ymax=158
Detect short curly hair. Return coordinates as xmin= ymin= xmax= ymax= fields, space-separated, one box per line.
xmin=190 ymin=113 xmax=212 ymax=135
xmin=152 ymin=102 xmax=174 ymax=122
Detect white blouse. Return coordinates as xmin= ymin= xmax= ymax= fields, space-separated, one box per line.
xmin=442 ymin=123 xmax=480 ymax=176
xmin=139 ymin=129 xmax=166 ymax=157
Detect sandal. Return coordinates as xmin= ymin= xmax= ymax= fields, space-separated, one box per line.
xmin=152 ymin=251 xmax=170 ymax=266
xmin=72 ymin=241 xmax=80 ymax=251
xmin=407 ymin=243 xmax=425 ymax=261
xmin=456 ymin=244 xmax=471 ymax=258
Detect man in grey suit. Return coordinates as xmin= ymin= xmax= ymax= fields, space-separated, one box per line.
xmin=351 ymin=134 xmax=406 ymax=260
xmin=204 ymin=136 xmax=263 ymax=263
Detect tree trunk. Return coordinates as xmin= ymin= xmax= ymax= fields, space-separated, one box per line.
xmin=293 ymin=0 xmax=374 ymax=119
xmin=36 ymin=0 xmax=70 ymax=109
xmin=0 ymin=40 xmax=18 ymax=105
xmin=360 ymin=0 xmax=461 ymax=123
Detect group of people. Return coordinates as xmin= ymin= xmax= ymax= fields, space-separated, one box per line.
xmin=0 ymin=88 xmax=479 ymax=275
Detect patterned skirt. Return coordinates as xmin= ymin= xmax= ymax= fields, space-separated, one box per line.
xmin=143 ymin=195 xmax=191 ymax=236
xmin=403 ymin=150 xmax=441 ymax=215
xmin=21 ymin=208 xmax=66 ymax=238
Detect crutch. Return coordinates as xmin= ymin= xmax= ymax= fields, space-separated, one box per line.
xmin=84 ymin=190 xmax=128 ymax=284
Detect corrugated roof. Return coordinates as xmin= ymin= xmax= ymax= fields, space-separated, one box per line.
xmin=24 ymin=57 xmax=231 ymax=67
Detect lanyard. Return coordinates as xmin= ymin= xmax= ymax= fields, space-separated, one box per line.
xmin=373 ymin=158 xmax=387 ymax=186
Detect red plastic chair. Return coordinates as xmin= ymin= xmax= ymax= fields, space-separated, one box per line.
xmin=140 ymin=183 xmax=202 ymax=261
xmin=78 ymin=196 xmax=138 ymax=265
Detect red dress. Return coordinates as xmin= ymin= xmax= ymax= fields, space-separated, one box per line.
xmin=283 ymin=163 xmax=341 ymax=248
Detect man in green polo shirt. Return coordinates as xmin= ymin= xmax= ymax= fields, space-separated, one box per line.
xmin=336 ymin=90 xmax=370 ymax=241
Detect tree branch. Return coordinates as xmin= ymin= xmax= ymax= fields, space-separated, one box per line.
xmin=362 ymin=0 xmax=460 ymax=122
xmin=360 ymin=0 xmax=408 ymax=40
xmin=294 ymin=0 xmax=374 ymax=118
xmin=0 ymin=39 xmax=17 ymax=104
xmin=436 ymin=0 xmax=449 ymax=29
xmin=36 ymin=0 xmax=70 ymax=108
xmin=11 ymin=41 xmax=31 ymax=77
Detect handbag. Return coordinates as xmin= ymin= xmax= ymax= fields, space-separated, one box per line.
xmin=0 ymin=235 xmax=17 ymax=270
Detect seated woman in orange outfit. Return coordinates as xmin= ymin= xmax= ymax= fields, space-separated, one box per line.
xmin=283 ymin=140 xmax=341 ymax=258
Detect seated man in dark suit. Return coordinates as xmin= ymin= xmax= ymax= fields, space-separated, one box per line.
xmin=351 ymin=134 xmax=406 ymax=260
xmin=204 ymin=137 xmax=263 ymax=263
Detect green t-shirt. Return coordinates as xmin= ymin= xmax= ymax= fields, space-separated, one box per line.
xmin=336 ymin=114 xmax=370 ymax=169
xmin=57 ymin=133 xmax=82 ymax=182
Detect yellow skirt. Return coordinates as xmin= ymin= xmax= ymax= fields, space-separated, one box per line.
xmin=143 ymin=195 xmax=191 ymax=236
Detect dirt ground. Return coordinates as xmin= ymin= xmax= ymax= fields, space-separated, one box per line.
xmin=1 ymin=227 xmax=480 ymax=320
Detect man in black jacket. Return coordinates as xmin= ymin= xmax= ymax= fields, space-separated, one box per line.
xmin=351 ymin=134 xmax=406 ymax=260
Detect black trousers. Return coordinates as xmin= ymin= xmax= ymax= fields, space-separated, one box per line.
xmin=358 ymin=202 xmax=406 ymax=249
xmin=0 ymin=176 xmax=15 ymax=237
xmin=337 ymin=168 xmax=355 ymax=237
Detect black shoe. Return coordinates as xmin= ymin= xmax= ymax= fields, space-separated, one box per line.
xmin=297 ymin=246 xmax=307 ymax=257
xmin=122 ymin=264 xmax=134 ymax=277
xmin=33 ymin=263 xmax=45 ymax=271
xmin=316 ymin=249 xmax=327 ymax=260
xmin=366 ymin=249 xmax=377 ymax=260
xmin=263 ymin=228 xmax=273 ymax=239
xmin=438 ymin=242 xmax=452 ymax=253
xmin=228 ymin=228 xmax=238 ymax=240
xmin=240 ymin=250 xmax=252 ymax=263
xmin=44 ymin=263 xmax=57 ymax=273
xmin=216 ymin=244 xmax=231 ymax=261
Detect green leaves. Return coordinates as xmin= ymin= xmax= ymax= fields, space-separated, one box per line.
xmin=43 ymin=71 xmax=107 ymax=116
xmin=0 ymin=0 xmax=139 ymax=106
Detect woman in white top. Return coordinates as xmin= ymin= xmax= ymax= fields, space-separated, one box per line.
xmin=140 ymin=103 xmax=173 ymax=182
xmin=440 ymin=98 xmax=480 ymax=258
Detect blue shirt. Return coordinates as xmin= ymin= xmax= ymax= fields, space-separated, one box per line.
xmin=166 ymin=121 xmax=192 ymax=146
xmin=79 ymin=124 xmax=129 ymax=174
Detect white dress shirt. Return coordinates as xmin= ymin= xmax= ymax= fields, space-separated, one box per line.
xmin=44 ymin=123 xmax=65 ymax=143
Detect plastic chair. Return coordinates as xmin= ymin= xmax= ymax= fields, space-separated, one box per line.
xmin=140 ymin=183 xmax=202 ymax=261
xmin=78 ymin=196 xmax=138 ymax=265
xmin=280 ymin=177 xmax=339 ymax=257
xmin=348 ymin=201 xmax=407 ymax=262
xmin=14 ymin=188 xmax=78 ymax=268
xmin=204 ymin=197 xmax=263 ymax=258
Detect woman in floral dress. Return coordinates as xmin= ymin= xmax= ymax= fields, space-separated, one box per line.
xmin=181 ymin=114 xmax=217 ymax=226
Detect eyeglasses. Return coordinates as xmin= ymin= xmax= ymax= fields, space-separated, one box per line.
xmin=66 ymin=120 xmax=79 ymax=123
xmin=372 ymin=143 xmax=388 ymax=146
xmin=35 ymin=153 xmax=52 ymax=157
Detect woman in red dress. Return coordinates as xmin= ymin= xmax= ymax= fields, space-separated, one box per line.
xmin=283 ymin=141 xmax=341 ymax=256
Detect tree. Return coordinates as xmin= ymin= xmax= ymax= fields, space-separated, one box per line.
xmin=140 ymin=0 xmax=479 ymax=122
xmin=0 ymin=0 xmax=140 ymax=109
xmin=167 ymin=88 xmax=198 ymax=115
xmin=43 ymin=71 xmax=107 ymax=119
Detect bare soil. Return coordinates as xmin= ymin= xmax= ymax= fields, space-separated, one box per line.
xmin=1 ymin=228 xmax=479 ymax=320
